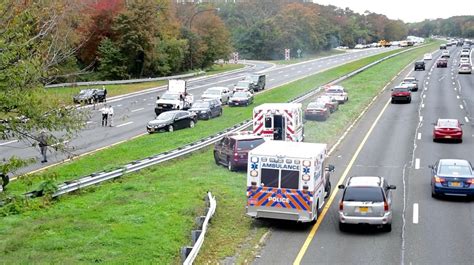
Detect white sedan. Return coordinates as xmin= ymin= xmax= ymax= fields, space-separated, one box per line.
xmin=423 ymin=53 xmax=433 ymax=60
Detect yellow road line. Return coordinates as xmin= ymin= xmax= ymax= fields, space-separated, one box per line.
xmin=293 ymin=97 xmax=392 ymax=265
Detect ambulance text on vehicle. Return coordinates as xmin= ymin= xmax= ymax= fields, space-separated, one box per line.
xmin=252 ymin=103 xmax=304 ymax=142
xmin=246 ymin=141 xmax=334 ymax=222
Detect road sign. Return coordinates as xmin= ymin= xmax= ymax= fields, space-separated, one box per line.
xmin=285 ymin=49 xmax=290 ymax=61
xmin=233 ymin=52 xmax=239 ymax=63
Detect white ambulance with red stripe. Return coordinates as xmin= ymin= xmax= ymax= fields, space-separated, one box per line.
xmin=246 ymin=141 xmax=334 ymax=222
xmin=252 ymin=103 xmax=304 ymax=142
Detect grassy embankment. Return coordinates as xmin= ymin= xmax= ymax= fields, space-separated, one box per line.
xmin=0 ymin=42 xmax=441 ymax=264
xmin=46 ymin=64 xmax=245 ymax=103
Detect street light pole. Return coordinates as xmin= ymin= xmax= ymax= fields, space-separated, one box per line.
xmin=187 ymin=8 xmax=219 ymax=70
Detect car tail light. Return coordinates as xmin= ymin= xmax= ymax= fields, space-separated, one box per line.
xmin=234 ymin=152 xmax=239 ymax=157
xmin=466 ymin=179 xmax=474 ymax=184
xmin=339 ymin=201 xmax=343 ymax=211
xmin=384 ymin=201 xmax=389 ymax=212
xmin=434 ymin=176 xmax=445 ymax=183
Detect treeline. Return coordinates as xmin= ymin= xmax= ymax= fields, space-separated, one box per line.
xmin=217 ymin=1 xmax=407 ymax=59
xmin=408 ymin=16 xmax=474 ymax=38
xmin=6 ymin=0 xmax=413 ymax=83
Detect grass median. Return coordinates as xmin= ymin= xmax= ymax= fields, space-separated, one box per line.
xmin=0 ymin=42 xmax=441 ymax=264
xmin=46 ymin=64 xmax=245 ymax=103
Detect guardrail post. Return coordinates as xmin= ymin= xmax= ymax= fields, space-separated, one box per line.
xmin=191 ymin=230 xmax=202 ymax=244
xmin=181 ymin=246 xmax=193 ymax=261
xmin=196 ymin=216 xmax=206 ymax=227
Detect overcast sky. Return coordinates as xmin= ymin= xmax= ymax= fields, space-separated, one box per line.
xmin=313 ymin=0 xmax=473 ymax=23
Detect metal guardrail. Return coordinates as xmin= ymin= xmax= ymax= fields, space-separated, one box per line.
xmin=45 ymin=71 xmax=206 ymax=88
xmin=24 ymin=44 xmax=422 ymax=199
xmin=181 ymin=192 xmax=216 ymax=265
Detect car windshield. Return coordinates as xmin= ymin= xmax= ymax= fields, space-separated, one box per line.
xmin=233 ymin=92 xmax=248 ymax=98
xmin=192 ymin=101 xmax=210 ymax=108
xmin=161 ymin=93 xmax=180 ymax=100
xmin=236 ymin=81 xmax=250 ymax=87
xmin=343 ymin=187 xmax=384 ymax=202
xmin=236 ymin=138 xmax=265 ymax=150
xmin=394 ymin=87 xmax=409 ymax=92
xmin=78 ymin=90 xmax=92 ymax=96
xmin=204 ymin=89 xmax=221 ymax=95
xmin=439 ymin=164 xmax=472 ymax=176
xmin=156 ymin=112 xmax=176 ymax=120
xmin=308 ymin=102 xmax=326 ymax=109
xmin=247 ymin=75 xmax=259 ymax=82
xmin=404 ymin=77 xmax=415 ymax=82
xmin=327 ymin=88 xmax=342 ymax=93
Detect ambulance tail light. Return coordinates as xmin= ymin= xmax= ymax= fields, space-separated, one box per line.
xmin=303 ymin=160 xmax=311 ymax=167
xmin=302 ymin=174 xmax=310 ymax=181
xmin=251 ymin=181 xmax=257 ymax=191
xmin=250 ymin=170 xmax=258 ymax=177
xmin=302 ymin=185 xmax=309 ymax=194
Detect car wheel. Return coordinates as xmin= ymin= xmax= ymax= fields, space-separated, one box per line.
xmin=383 ymin=223 xmax=392 ymax=232
xmin=214 ymin=152 xmax=220 ymax=165
xmin=227 ymin=158 xmax=235 ymax=171
xmin=391 ymin=99 xmax=395 ymax=104
xmin=189 ymin=120 xmax=195 ymax=128
xmin=408 ymin=98 xmax=411 ymax=103
xmin=339 ymin=222 xmax=346 ymax=232
xmin=168 ymin=125 xmax=174 ymax=132
xmin=219 ymin=109 xmax=223 ymax=116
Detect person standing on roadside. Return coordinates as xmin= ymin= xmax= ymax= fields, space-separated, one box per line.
xmin=38 ymin=130 xmax=48 ymax=163
xmin=101 ymin=104 xmax=108 ymax=126
xmin=102 ymin=85 xmax=107 ymax=103
xmin=108 ymin=105 xmax=114 ymax=127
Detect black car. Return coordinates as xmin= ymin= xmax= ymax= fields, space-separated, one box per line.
xmin=245 ymin=74 xmax=266 ymax=92
xmin=414 ymin=61 xmax=425 ymax=71
xmin=188 ymin=99 xmax=222 ymax=120
xmin=146 ymin=110 xmax=197 ymax=133
xmin=73 ymin=89 xmax=106 ymax=104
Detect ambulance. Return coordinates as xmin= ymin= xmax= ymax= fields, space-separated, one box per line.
xmin=252 ymin=103 xmax=304 ymax=142
xmin=246 ymin=141 xmax=334 ymax=222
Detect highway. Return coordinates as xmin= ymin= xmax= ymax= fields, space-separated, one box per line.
xmin=0 ymin=47 xmax=396 ymax=175
xmin=254 ymin=45 xmax=474 ymax=264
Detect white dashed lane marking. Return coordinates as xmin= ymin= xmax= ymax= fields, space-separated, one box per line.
xmin=415 ymin=158 xmax=420 ymax=169
xmin=465 ymin=117 xmax=470 ymax=123
xmin=417 ymin=133 xmax=421 ymax=140
xmin=116 ymin=121 xmax=134 ymax=128
xmin=413 ymin=203 xmax=419 ymax=224
xmin=131 ymin=108 xmax=144 ymax=113
xmin=460 ymin=105 xmax=464 ymax=110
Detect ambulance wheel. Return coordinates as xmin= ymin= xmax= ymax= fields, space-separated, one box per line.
xmin=227 ymin=159 xmax=235 ymax=171
xmin=168 ymin=125 xmax=174 ymax=132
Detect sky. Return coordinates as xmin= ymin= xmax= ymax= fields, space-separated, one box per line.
xmin=313 ymin=0 xmax=474 ymax=23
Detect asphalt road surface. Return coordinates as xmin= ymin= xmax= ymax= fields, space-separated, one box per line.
xmin=1 ymin=47 xmax=396 ymax=175
xmin=254 ymin=45 xmax=474 ymax=264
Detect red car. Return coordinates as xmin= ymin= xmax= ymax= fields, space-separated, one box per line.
xmin=432 ymin=119 xmax=463 ymax=143
xmin=214 ymin=133 xmax=265 ymax=171
xmin=305 ymin=101 xmax=330 ymax=121
xmin=436 ymin=58 xmax=448 ymax=68
xmin=391 ymin=86 xmax=411 ymax=103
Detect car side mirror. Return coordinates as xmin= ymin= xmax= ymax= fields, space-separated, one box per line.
xmin=338 ymin=184 xmax=345 ymax=189
xmin=389 ymin=185 xmax=396 ymax=190
xmin=390 ymin=88 xmax=393 ymax=91
xmin=460 ymin=123 xmax=464 ymax=126
xmin=157 ymin=96 xmax=160 ymax=100
xmin=325 ymin=164 xmax=335 ymax=172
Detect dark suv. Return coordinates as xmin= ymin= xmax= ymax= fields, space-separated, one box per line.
xmin=414 ymin=60 xmax=425 ymax=71
xmin=214 ymin=133 xmax=265 ymax=171
xmin=188 ymin=99 xmax=222 ymax=120
xmin=245 ymin=74 xmax=266 ymax=92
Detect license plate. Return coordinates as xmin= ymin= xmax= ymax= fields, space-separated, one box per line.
xmin=359 ymin=207 xmax=368 ymax=213
xmin=445 ymin=136 xmax=451 ymax=138
xmin=450 ymin=182 xmax=461 ymax=187
xmin=235 ymin=103 xmax=239 ymax=105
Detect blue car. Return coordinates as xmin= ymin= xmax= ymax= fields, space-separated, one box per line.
xmin=430 ymin=159 xmax=474 ymax=198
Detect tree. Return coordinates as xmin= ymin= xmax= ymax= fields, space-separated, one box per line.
xmin=0 ymin=1 xmax=88 ymax=174
xmin=97 ymin=38 xmax=128 ymax=80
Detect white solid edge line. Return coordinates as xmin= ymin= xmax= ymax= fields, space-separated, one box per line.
xmin=417 ymin=133 xmax=421 ymax=140
xmin=413 ymin=203 xmax=419 ymax=224
xmin=415 ymin=158 xmax=420 ymax=170
xmin=0 ymin=140 xmax=19 ymax=146
xmin=116 ymin=121 xmax=134 ymax=128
